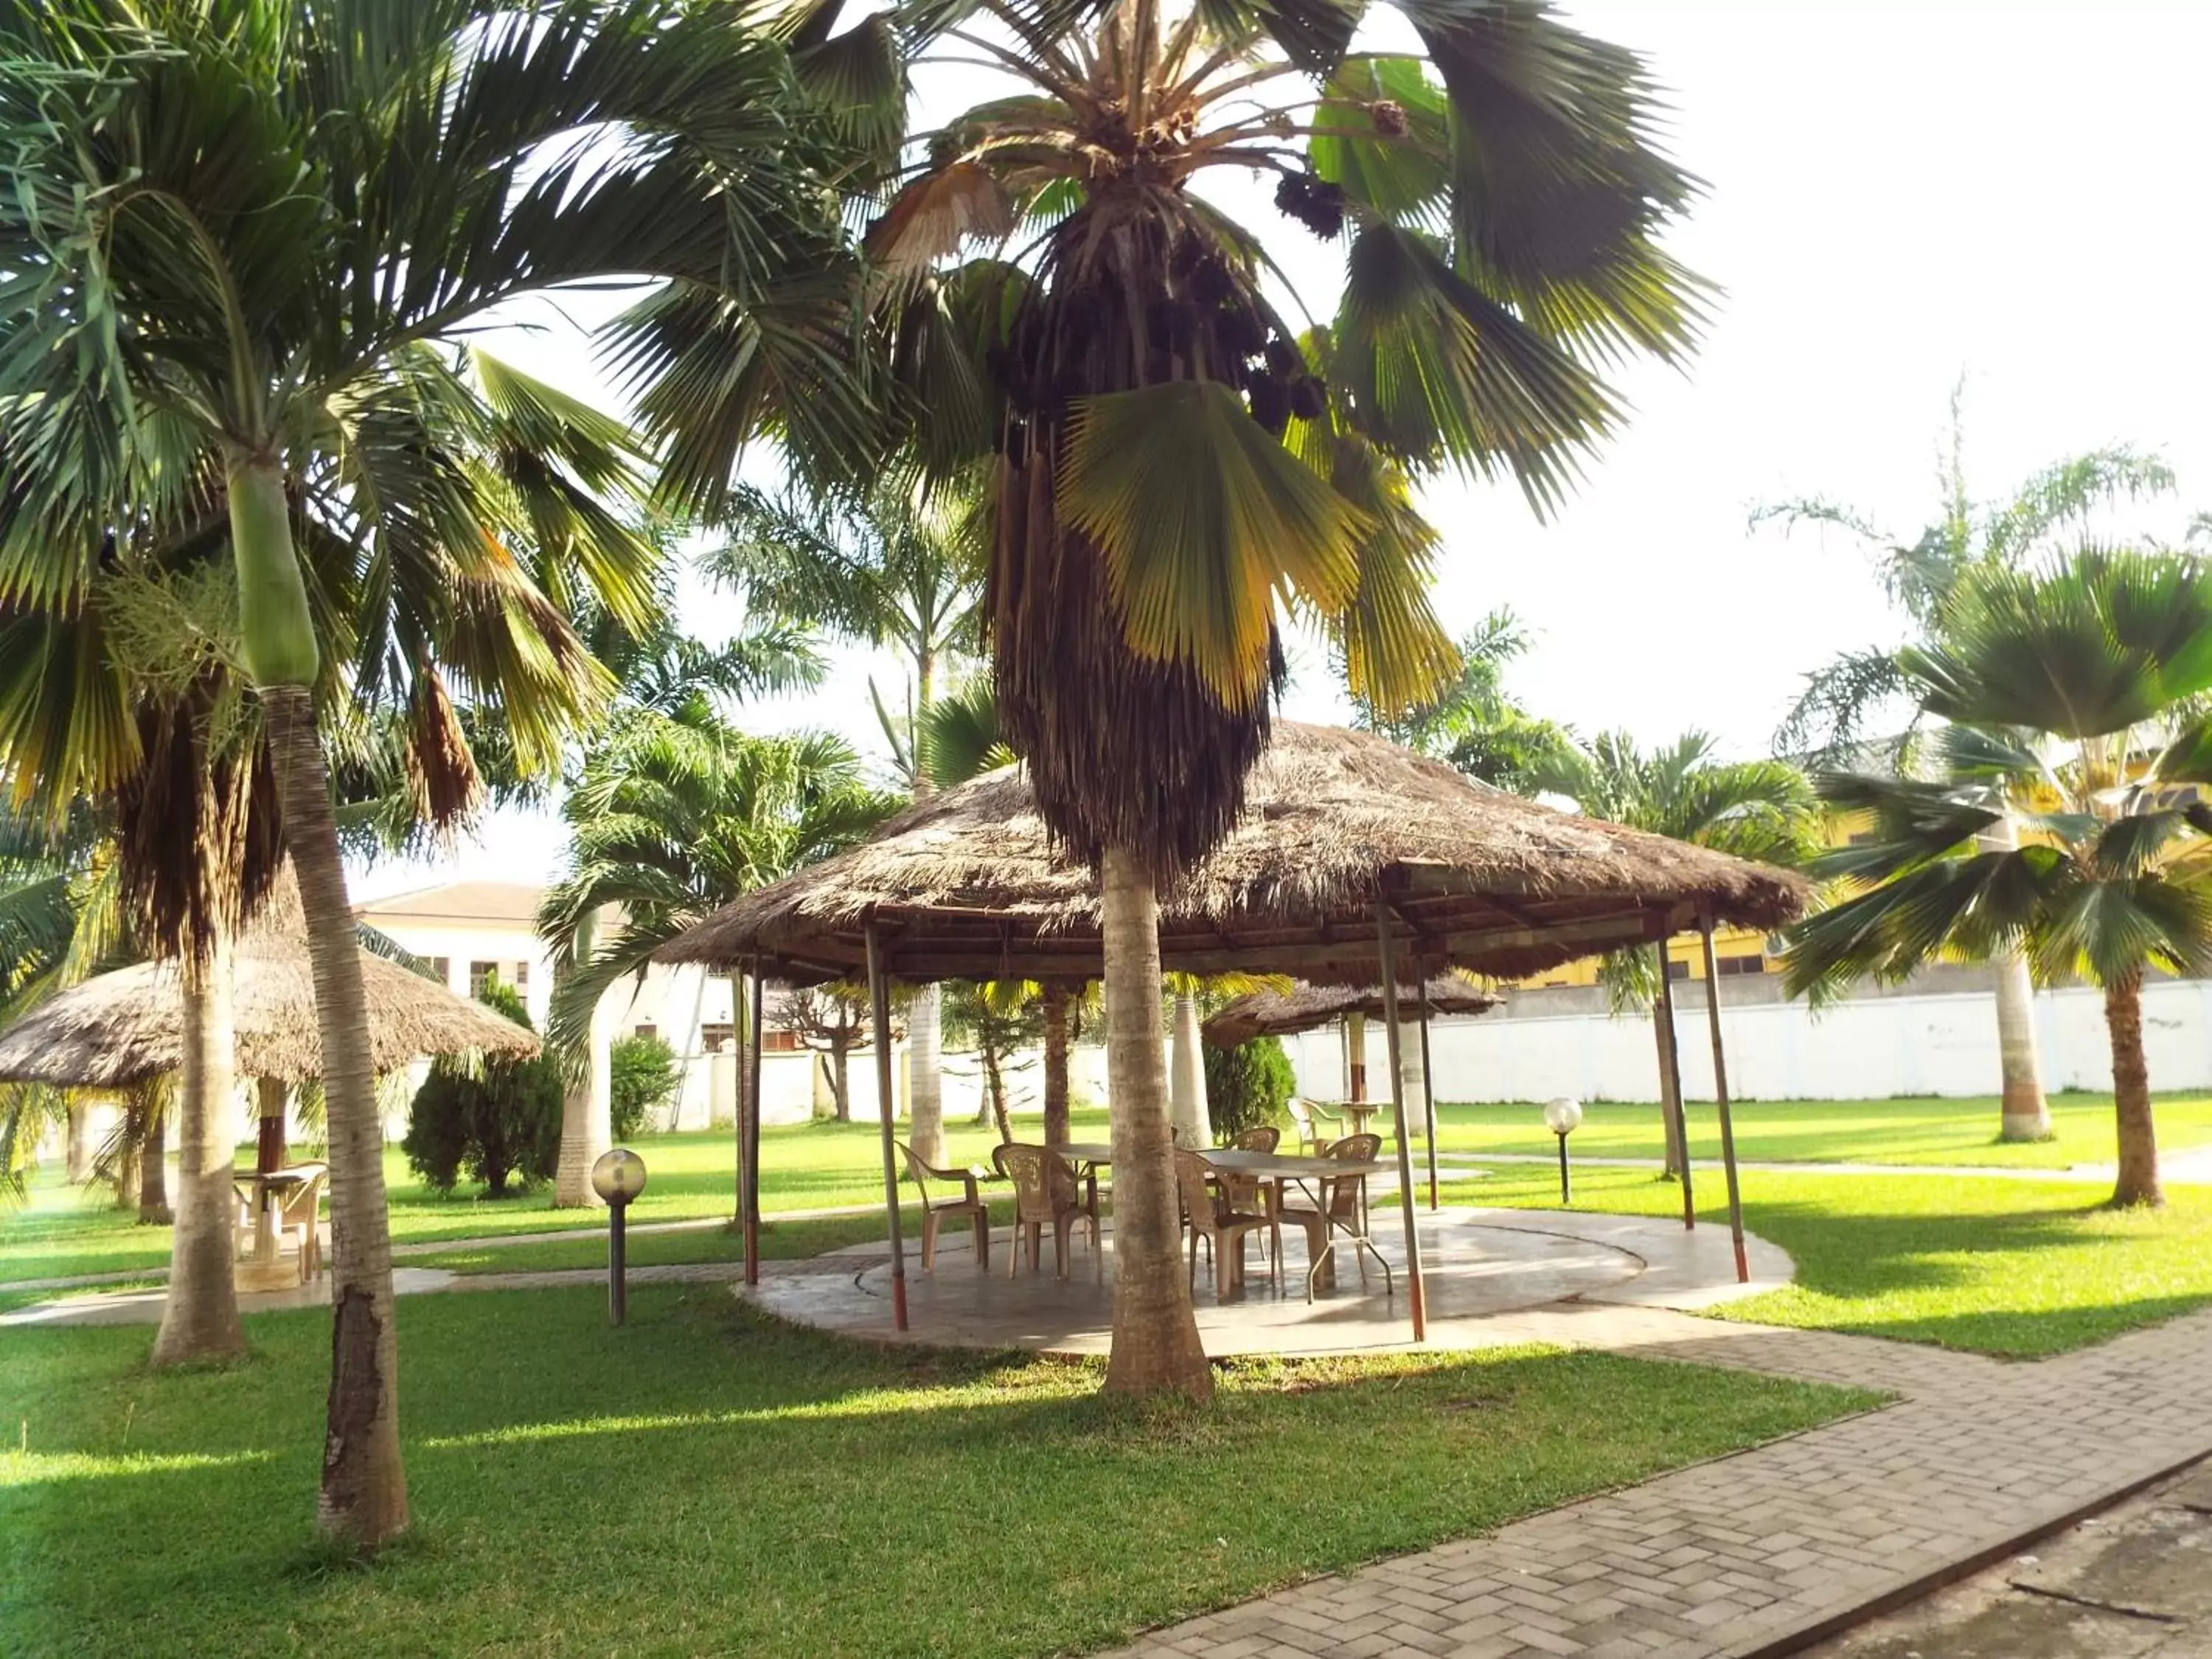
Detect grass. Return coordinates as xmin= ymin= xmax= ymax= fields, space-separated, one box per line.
xmin=0 ymin=1111 xmax=1110 ymax=1285
xmin=0 ymin=1285 xmax=1869 ymax=1659
xmin=1433 ymin=1089 xmax=2212 ymax=1170
xmin=1441 ymin=1164 xmax=2212 ymax=1357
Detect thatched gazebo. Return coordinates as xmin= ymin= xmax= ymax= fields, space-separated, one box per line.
xmin=1202 ymin=976 xmax=1497 ymax=1046
xmin=660 ymin=722 xmax=1809 ymax=1334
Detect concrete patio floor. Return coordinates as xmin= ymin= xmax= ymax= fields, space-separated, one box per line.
xmin=745 ymin=1204 xmax=1792 ymax=1357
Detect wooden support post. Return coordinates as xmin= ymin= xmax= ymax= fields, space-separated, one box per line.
xmin=732 ymin=968 xmax=748 ymax=1227
xmin=1697 ymin=917 xmax=1750 ymax=1283
xmin=865 ymin=924 xmax=909 ymax=1331
xmin=1653 ymin=931 xmax=1695 ymax=1231
xmin=745 ymin=964 xmax=765 ymax=1287
xmin=1374 ymin=907 xmax=1427 ymax=1343
xmin=1417 ymin=979 xmax=1439 ymax=1211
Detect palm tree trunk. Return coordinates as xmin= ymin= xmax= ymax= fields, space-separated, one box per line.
xmin=237 ymin=448 xmax=410 ymax=1547
xmin=906 ymin=650 xmax=947 ymax=1165
xmin=833 ymin=1045 xmax=851 ymax=1121
xmin=113 ymin=1102 xmax=142 ymax=1212
xmin=1043 ymin=983 xmax=1072 ymax=1146
xmin=66 ymin=1103 xmax=89 ymax=1184
xmin=265 ymin=691 xmax=410 ymax=1543
xmin=984 ymin=1043 xmax=1013 ymax=1143
xmin=2105 ymin=970 xmax=2163 ymax=1208
xmin=1169 ymin=991 xmax=1208 ymax=1148
xmin=1652 ymin=997 xmax=1684 ymax=1180
xmin=155 ymin=934 xmax=246 ymax=1366
xmin=554 ymin=908 xmax=610 ymax=1208
xmin=1099 ymin=846 xmax=1211 ymax=1400
xmin=137 ymin=1082 xmax=171 ymax=1225
xmin=256 ymin=1077 xmax=288 ymax=1174
xmin=1979 ymin=820 xmax=2051 ymax=1141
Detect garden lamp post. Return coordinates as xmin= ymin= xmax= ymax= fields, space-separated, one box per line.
xmin=591 ymin=1148 xmax=649 ymax=1326
xmin=1543 ymin=1098 xmax=1583 ymax=1205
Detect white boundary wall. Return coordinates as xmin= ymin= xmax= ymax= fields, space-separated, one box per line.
xmin=1281 ymin=980 xmax=2212 ymax=1103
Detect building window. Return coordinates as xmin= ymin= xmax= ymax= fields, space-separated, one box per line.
xmin=511 ymin=961 xmax=528 ymax=993
xmin=765 ymin=1029 xmax=803 ymax=1053
xmin=1716 ymin=954 xmax=1768 ymax=977
xmin=431 ymin=956 xmax=451 ymax=984
xmin=1666 ymin=960 xmax=1691 ymax=981
xmin=700 ymin=1023 xmax=735 ymax=1053
xmin=469 ymin=960 xmax=498 ymax=997
xmin=634 ymin=1023 xmax=658 ymax=1040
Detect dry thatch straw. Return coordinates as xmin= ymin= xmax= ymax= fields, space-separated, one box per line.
xmin=1203 ymin=977 xmax=1498 ymax=1048
xmin=0 ymin=881 xmax=538 ymax=1088
xmin=659 ymin=721 xmax=1809 ymax=986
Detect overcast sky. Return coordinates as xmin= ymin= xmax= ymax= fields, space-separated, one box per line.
xmin=355 ymin=1 xmax=2212 ymax=900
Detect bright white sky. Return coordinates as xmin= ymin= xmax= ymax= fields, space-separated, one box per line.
xmin=356 ymin=1 xmax=2212 ymax=900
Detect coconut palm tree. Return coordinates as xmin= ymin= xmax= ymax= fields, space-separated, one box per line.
xmin=1761 ymin=407 xmax=2178 ymax=1142
xmin=1536 ymin=732 xmax=1820 ymax=1178
xmin=712 ymin=479 xmax=984 ymax=1164
xmin=0 ymin=0 xmax=859 ymax=1541
xmin=1784 ymin=546 xmax=2212 ymax=1208
xmin=723 ymin=0 xmax=1705 ymax=1397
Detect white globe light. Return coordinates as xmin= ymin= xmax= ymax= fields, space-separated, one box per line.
xmin=1543 ymin=1096 xmax=1584 ymax=1136
xmin=591 ymin=1147 xmax=649 ymax=1204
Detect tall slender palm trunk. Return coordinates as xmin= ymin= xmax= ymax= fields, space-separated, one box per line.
xmin=235 ymin=452 xmax=409 ymax=1545
xmin=1042 ymin=983 xmax=1072 ymax=1146
xmin=554 ymin=908 xmax=611 ymax=1208
xmin=66 ymin=1103 xmax=91 ymax=1184
xmin=136 ymin=1085 xmax=170 ymax=1224
xmin=1099 ymin=847 xmax=1211 ymax=1400
xmin=907 ymin=653 xmax=947 ymax=1164
xmin=2105 ymin=970 xmax=2163 ymax=1208
xmin=113 ymin=1102 xmax=142 ymax=1212
xmin=155 ymin=934 xmax=246 ymax=1366
xmin=982 ymin=1043 xmax=1012 ymax=1143
xmin=1979 ymin=819 xmax=2051 ymax=1141
xmin=1169 ymin=991 xmax=1208 ymax=1148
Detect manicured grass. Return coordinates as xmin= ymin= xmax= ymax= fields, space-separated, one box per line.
xmin=0 ymin=1284 xmax=1868 ymax=1659
xmin=404 ymin=1206 xmax=957 ymax=1274
xmin=1433 ymin=1090 xmax=2212 ymax=1171
xmin=1441 ymin=1164 xmax=2212 ymax=1357
xmin=0 ymin=1111 xmax=1110 ymax=1284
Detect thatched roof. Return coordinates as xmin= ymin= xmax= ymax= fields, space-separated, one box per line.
xmin=1203 ymin=978 xmax=1499 ymax=1048
xmin=0 ymin=888 xmax=539 ymax=1088
xmin=658 ymin=721 xmax=1809 ymax=986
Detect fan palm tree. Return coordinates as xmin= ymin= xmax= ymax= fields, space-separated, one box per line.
xmin=732 ymin=0 xmax=1707 ymax=1397
xmin=712 ymin=479 xmax=984 ymax=1164
xmin=0 ymin=0 xmax=859 ymax=1542
xmin=1784 ymin=547 xmax=2212 ymax=1209
xmin=1537 ymin=731 xmax=1821 ymax=1178
xmin=1761 ymin=416 xmax=2177 ymax=1142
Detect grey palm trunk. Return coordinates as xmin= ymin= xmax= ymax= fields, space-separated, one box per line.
xmin=1978 ymin=819 xmax=2052 ymax=1141
xmin=554 ymin=905 xmax=614 ymax=1208
xmin=1168 ymin=991 xmax=1208 ymax=1148
xmin=153 ymin=933 xmax=246 ymax=1366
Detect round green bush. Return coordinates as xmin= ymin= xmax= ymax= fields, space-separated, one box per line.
xmin=1203 ymin=1034 xmax=1295 ymax=1145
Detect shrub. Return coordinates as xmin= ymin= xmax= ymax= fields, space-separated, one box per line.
xmin=402 ymin=976 xmax=562 ymax=1197
xmin=1203 ymin=1035 xmax=1295 ymax=1145
xmin=609 ymin=1032 xmax=680 ymax=1141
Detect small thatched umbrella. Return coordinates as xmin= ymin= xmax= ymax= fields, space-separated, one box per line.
xmin=660 ymin=723 xmax=1809 ymax=1331
xmin=0 ymin=913 xmax=536 ymax=1089
xmin=1201 ymin=978 xmax=1498 ymax=1048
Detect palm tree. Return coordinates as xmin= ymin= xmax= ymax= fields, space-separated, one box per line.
xmin=0 ymin=0 xmax=858 ymax=1542
xmin=540 ymin=706 xmax=900 ymax=1141
xmin=1349 ymin=609 xmax=1573 ymax=792
xmin=1761 ymin=404 xmax=2178 ymax=1142
xmin=1784 ymin=547 xmax=2212 ymax=1208
xmin=1537 ymin=732 xmax=1821 ymax=1178
xmin=751 ymin=0 xmax=1706 ymax=1397
xmin=712 ymin=480 xmax=984 ymax=1164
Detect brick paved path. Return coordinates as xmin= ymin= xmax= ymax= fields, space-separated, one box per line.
xmin=1105 ymin=1304 xmax=2212 ymax=1659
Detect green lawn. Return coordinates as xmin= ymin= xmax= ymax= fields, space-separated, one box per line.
xmin=1443 ymin=1164 xmax=2212 ymax=1357
xmin=1433 ymin=1090 xmax=2212 ymax=1170
xmin=0 ymin=1284 xmax=1868 ymax=1659
xmin=0 ymin=1111 xmax=1110 ymax=1284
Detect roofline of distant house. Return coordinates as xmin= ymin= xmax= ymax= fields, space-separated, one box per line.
xmin=353 ymin=880 xmax=546 ymax=926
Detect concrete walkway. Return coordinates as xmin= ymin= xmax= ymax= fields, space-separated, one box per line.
xmin=1102 ymin=1305 xmax=2212 ymax=1659
xmin=1436 ymin=1144 xmax=2212 ymax=1185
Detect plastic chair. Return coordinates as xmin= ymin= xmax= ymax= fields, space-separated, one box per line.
xmin=994 ymin=1144 xmax=1100 ymax=1281
xmin=900 ymin=1141 xmax=992 ymax=1271
xmin=272 ymin=1164 xmax=328 ymax=1283
xmin=1287 ymin=1098 xmax=1343 ymax=1155
xmin=1175 ymin=1150 xmax=1272 ymax=1301
xmin=1279 ymin=1133 xmax=1389 ymax=1298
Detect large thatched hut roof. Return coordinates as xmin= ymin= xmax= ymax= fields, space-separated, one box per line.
xmin=659 ymin=722 xmax=1808 ymax=986
xmin=0 ymin=891 xmax=538 ymax=1088
xmin=1203 ymin=978 xmax=1499 ymax=1048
